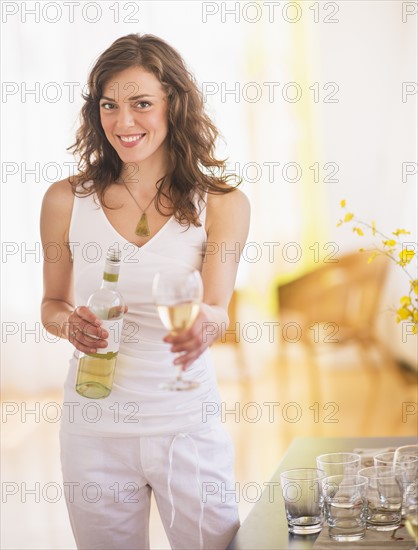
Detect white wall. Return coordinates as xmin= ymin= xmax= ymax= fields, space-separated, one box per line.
xmin=317 ymin=2 xmax=417 ymax=365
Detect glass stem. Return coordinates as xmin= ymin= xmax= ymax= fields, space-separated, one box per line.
xmin=173 ymin=353 xmax=183 ymax=380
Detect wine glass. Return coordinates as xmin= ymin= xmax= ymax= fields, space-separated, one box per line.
xmin=405 ymin=480 xmax=418 ymax=549
xmin=395 ymin=445 xmax=418 ymax=517
xmin=153 ymin=267 xmax=203 ymax=391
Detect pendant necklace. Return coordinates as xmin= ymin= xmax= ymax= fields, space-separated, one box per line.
xmin=121 ymin=181 xmax=159 ymax=237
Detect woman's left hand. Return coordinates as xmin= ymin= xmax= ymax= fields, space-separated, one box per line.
xmin=163 ymin=184 xmax=250 ymax=371
xmin=163 ymin=303 xmax=226 ymax=370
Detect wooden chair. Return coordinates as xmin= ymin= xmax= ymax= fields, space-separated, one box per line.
xmin=277 ymin=252 xmax=395 ymax=434
xmin=277 ymin=252 xmax=391 ymax=400
xmin=278 ymin=252 xmax=389 ymax=347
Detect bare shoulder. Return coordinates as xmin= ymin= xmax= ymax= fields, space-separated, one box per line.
xmin=42 ymin=177 xmax=74 ymax=209
xmin=206 ymin=187 xmax=251 ymax=232
xmin=40 ymin=178 xmax=75 ymax=241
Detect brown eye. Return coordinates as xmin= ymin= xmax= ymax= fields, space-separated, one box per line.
xmin=135 ymin=101 xmax=151 ymax=109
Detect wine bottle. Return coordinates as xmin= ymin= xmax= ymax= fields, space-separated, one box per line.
xmin=75 ymin=247 xmax=125 ymax=399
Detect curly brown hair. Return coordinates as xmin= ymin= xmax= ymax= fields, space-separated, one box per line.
xmin=68 ymin=33 xmax=240 ymax=226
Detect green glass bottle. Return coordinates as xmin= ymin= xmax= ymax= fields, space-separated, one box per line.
xmin=76 ymin=248 xmax=124 ymax=399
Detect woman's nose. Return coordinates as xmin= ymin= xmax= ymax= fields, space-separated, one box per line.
xmin=116 ymin=106 xmax=135 ymax=128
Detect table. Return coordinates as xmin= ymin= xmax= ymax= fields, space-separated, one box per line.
xmin=227 ymin=436 xmax=417 ymax=550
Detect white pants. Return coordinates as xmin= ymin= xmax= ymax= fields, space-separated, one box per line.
xmin=59 ymin=423 xmax=240 ymax=550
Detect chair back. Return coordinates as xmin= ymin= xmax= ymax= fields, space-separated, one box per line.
xmin=277 ymin=253 xmax=389 ymax=336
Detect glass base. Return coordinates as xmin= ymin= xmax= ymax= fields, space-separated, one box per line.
xmin=367 ymin=523 xmax=401 ymax=531
xmin=159 ymin=378 xmax=200 ymax=391
xmin=288 ymin=517 xmax=323 ymax=535
xmin=329 ymin=530 xmax=366 ymax=542
xmin=76 ymin=382 xmax=111 ymax=399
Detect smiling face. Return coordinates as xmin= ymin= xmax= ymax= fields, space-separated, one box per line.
xmin=99 ymin=66 xmax=169 ymax=172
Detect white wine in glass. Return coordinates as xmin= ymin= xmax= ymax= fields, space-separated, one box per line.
xmin=157 ymin=302 xmax=200 ymax=335
xmin=153 ymin=268 xmax=203 ymax=391
xmin=393 ymin=446 xmax=418 ymax=517
xmin=405 ymin=481 xmax=418 ymax=549
xmin=406 ymin=515 xmax=418 ymax=548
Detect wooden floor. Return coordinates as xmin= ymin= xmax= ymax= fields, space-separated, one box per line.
xmin=1 ymin=337 xmax=417 ymax=549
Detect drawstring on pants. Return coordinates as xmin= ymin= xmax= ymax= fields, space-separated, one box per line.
xmin=167 ymin=432 xmax=204 ymax=550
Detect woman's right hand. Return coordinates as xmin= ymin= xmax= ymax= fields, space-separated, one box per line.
xmin=67 ymin=306 xmax=109 ymax=354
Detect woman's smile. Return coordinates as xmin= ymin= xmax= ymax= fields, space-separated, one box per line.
xmin=117 ymin=133 xmax=146 ymax=147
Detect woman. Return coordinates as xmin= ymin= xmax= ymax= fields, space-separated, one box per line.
xmin=40 ymin=33 xmax=250 ymax=550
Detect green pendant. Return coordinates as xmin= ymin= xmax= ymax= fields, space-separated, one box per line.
xmin=135 ymin=213 xmax=150 ymax=237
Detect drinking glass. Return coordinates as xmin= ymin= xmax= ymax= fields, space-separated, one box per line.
xmin=374 ymin=450 xmax=418 ymax=515
xmin=316 ymin=452 xmax=361 ymax=477
xmin=358 ymin=465 xmax=403 ymax=531
xmin=395 ymin=445 xmax=418 ymax=461
xmin=280 ymin=468 xmax=326 ymax=535
xmin=322 ymin=475 xmax=368 ymax=541
xmin=153 ymin=267 xmax=203 ymax=391
xmin=373 ymin=451 xmax=397 ymax=467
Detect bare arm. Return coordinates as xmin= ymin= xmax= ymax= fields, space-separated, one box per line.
xmin=40 ymin=179 xmax=108 ymax=353
xmin=165 ymin=187 xmax=251 ymax=368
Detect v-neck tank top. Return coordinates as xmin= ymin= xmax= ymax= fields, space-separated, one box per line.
xmin=60 ymin=182 xmax=222 ymax=437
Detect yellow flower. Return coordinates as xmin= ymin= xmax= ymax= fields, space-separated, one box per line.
xmin=393 ymin=229 xmax=411 ymax=236
xmin=397 ymin=306 xmax=411 ymax=321
xmin=337 ymin=201 xmax=416 ymax=335
xmin=398 ymin=249 xmax=416 ymax=266
xmin=371 ymin=221 xmax=376 ymax=236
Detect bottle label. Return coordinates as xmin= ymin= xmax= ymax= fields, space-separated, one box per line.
xmin=103 ymin=272 xmax=119 ymax=282
xmin=96 ymin=318 xmax=124 ymax=355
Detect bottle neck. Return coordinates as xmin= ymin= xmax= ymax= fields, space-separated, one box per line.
xmin=101 ymin=261 xmax=120 ymax=290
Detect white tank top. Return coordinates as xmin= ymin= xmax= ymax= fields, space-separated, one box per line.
xmin=60 ymin=182 xmax=222 ymax=436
